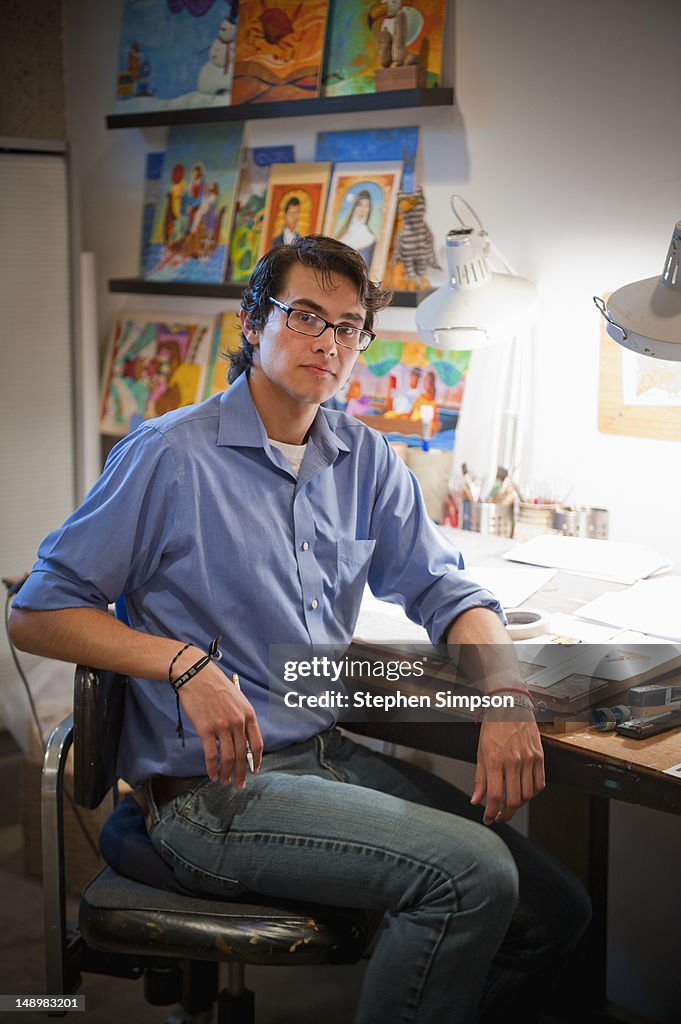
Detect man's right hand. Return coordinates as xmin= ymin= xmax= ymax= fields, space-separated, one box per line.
xmin=175 ymin=652 xmax=263 ymax=789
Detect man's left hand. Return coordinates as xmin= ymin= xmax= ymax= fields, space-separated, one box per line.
xmin=471 ymin=707 xmax=545 ymax=824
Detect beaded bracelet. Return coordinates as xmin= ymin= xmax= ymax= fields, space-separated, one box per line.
xmin=476 ymin=686 xmax=543 ymax=723
xmin=168 ymin=636 xmax=222 ymax=745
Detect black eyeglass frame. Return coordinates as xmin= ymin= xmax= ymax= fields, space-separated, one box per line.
xmin=268 ymin=296 xmax=376 ymax=353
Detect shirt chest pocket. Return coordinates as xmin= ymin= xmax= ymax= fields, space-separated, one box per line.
xmin=333 ymin=539 xmax=376 ymax=627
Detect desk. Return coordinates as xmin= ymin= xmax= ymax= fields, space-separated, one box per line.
xmin=349 ymin=528 xmax=681 ymax=1023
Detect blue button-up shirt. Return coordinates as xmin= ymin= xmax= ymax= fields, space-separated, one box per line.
xmin=15 ymin=374 xmax=502 ymax=785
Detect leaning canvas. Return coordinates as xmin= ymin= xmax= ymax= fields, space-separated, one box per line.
xmin=227 ymin=145 xmax=295 ymax=283
xmin=315 ymin=126 xmax=420 ymax=192
xmin=114 ymin=0 xmax=240 ymax=113
xmin=322 ymin=161 xmax=402 ymax=282
xmin=100 ymin=311 xmax=217 ymax=436
xmin=232 ymin=0 xmax=330 ymax=104
xmin=259 ymin=162 xmax=331 ymax=258
xmin=144 ymin=122 xmax=243 ymax=284
xmin=323 ymin=0 xmax=446 ymax=97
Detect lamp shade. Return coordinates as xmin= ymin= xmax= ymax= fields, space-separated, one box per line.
xmin=594 ymin=220 xmax=681 ymax=361
xmin=416 ymin=228 xmax=539 ymax=350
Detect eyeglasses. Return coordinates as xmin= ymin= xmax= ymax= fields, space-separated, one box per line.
xmin=268 ymin=296 xmax=375 ymax=353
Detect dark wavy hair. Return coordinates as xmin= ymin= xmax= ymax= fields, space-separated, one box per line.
xmin=226 ymin=234 xmax=393 ymax=383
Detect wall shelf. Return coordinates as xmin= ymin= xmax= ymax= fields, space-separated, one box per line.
xmin=108 ymin=277 xmax=430 ymax=308
xmin=106 ymin=87 xmax=454 ymax=129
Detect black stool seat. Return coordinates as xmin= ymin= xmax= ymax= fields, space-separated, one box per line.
xmin=80 ymin=867 xmax=371 ymax=966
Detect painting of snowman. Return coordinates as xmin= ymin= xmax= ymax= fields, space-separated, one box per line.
xmin=198 ymin=1 xmax=239 ymax=96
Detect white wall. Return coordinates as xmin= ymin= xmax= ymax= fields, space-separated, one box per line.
xmin=62 ymin=1 xmax=681 ymax=1019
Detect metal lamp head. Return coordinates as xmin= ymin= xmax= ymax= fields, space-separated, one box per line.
xmin=594 ymin=221 xmax=681 ymax=361
xmin=415 ymin=226 xmax=539 ymax=351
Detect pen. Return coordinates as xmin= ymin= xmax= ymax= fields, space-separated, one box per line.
xmin=231 ymin=672 xmax=255 ymax=773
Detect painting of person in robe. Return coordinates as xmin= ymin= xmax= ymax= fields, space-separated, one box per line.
xmin=333 ymin=187 xmax=379 ymax=267
xmin=271 ymin=195 xmax=302 ymax=247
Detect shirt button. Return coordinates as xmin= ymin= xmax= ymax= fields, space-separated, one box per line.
xmin=301 ymin=541 xmax=309 ymax=551
xmin=310 ymin=599 xmax=319 ymax=610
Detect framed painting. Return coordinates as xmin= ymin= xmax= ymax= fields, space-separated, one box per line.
xmin=258 ymin=162 xmax=331 ymax=258
xmin=322 ymin=161 xmax=402 ymax=282
xmin=100 ymin=311 xmax=217 ymax=436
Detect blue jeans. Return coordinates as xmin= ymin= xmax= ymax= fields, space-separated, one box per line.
xmin=147 ymin=729 xmax=590 ymax=1023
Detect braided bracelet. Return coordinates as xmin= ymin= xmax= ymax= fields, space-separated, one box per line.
xmin=168 ymin=636 xmax=222 ymax=745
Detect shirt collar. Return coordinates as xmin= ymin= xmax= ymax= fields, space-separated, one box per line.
xmin=216 ymin=373 xmax=351 ymax=461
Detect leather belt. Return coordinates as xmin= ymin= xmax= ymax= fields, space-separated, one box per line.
xmin=150 ymin=774 xmax=208 ymax=806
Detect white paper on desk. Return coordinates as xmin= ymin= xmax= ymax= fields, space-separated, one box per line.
xmin=354 ymin=588 xmax=430 ymax=643
xmin=576 ymin=576 xmax=681 ymax=641
xmin=460 ymin=566 xmax=556 ymax=610
xmin=503 ymin=535 xmax=671 ymax=585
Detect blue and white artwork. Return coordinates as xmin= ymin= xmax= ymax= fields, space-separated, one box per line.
xmin=115 ymin=0 xmax=240 ymax=113
xmin=314 ymin=127 xmax=420 ymax=192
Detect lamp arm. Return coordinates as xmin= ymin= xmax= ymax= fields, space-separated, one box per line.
xmin=593 ymin=296 xmax=628 ymax=342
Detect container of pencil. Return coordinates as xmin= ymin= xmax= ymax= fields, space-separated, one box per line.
xmin=461 ymin=501 xmax=514 ymax=538
xmin=552 ymin=506 xmax=609 ymax=539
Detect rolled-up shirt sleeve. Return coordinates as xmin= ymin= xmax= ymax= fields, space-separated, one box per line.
xmin=366 ymin=439 xmax=504 ymax=645
xmin=14 ymin=426 xmax=181 ymax=613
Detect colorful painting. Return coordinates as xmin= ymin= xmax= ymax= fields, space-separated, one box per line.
xmin=144 ymin=122 xmax=243 ymax=283
xmin=227 ymin=145 xmax=295 ymax=282
xmin=322 ymin=161 xmax=402 ymax=282
xmin=232 ymin=0 xmax=330 ymax=104
xmin=259 ymin=162 xmax=331 ymax=258
xmin=323 ymin=0 xmax=446 ymax=97
xmin=315 ymin=126 xmax=420 ymax=192
xmin=138 ymin=151 xmax=164 ymax=275
xmin=115 ymin=0 xmax=240 ymax=113
xmin=100 ymin=312 xmax=217 ymax=436
xmin=204 ymin=312 xmax=244 ymax=397
xmin=326 ymin=332 xmax=470 ymax=451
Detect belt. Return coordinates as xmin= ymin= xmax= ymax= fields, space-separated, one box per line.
xmin=134 ymin=774 xmax=208 ymax=832
xmin=149 ymin=774 xmax=208 ymax=806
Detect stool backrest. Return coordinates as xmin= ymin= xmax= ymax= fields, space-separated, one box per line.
xmin=73 ymin=666 xmax=126 ymax=810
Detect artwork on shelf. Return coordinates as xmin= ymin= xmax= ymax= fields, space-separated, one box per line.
xmin=322 ymin=0 xmax=446 ymax=97
xmin=227 ymin=145 xmax=295 ymax=283
xmin=143 ymin=122 xmax=243 ymax=283
xmin=138 ymin=151 xmax=164 ymax=275
xmin=322 ymin=161 xmax=402 ymax=282
xmin=232 ymin=0 xmax=330 ymax=104
xmin=325 ymin=332 xmax=470 ymax=452
xmin=114 ymin=0 xmax=240 ymax=113
xmin=314 ymin=126 xmax=420 ymax=192
xmin=100 ymin=311 xmax=217 ymax=436
xmin=259 ymin=162 xmax=331 ymax=258
xmin=384 ymin=185 xmax=440 ymax=291
xmin=204 ymin=311 xmax=245 ymax=397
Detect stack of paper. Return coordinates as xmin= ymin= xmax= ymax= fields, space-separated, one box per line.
xmin=503 ymin=535 xmax=671 ymax=585
xmin=576 ymin=576 xmax=681 ymax=641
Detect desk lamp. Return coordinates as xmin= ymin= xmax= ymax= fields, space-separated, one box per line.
xmin=415 ymin=196 xmax=539 ymax=350
xmin=594 ymin=220 xmax=681 ymax=361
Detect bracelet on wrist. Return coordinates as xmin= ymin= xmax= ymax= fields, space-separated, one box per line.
xmin=477 ymin=686 xmax=546 ymax=722
xmin=168 ymin=636 xmax=222 ymax=746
